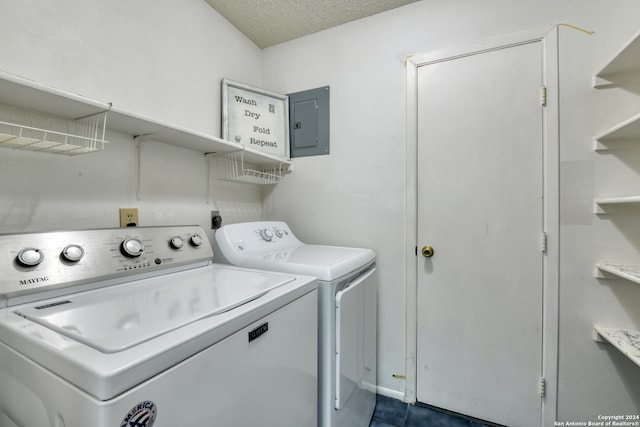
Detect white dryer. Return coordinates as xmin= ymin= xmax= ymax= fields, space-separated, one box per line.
xmin=213 ymin=221 xmax=377 ymax=427
xmin=0 ymin=225 xmax=317 ymax=427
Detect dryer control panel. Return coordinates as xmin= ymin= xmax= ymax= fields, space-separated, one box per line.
xmin=0 ymin=226 xmax=213 ymax=307
xmin=258 ymin=225 xmax=289 ymax=243
xmin=213 ymin=221 xmax=304 ymax=266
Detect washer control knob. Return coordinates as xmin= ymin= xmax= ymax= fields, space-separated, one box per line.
xmin=61 ymin=244 xmax=84 ymax=262
xmin=169 ymin=236 xmax=184 ymax=249
xmin=121 ymin=238 xmax=144 ymax=257
xmin=260 ymin=229 xmax=274 ymax=242
xmin=17 ymin=248 xmax=44 ymax=267
xmin=190 ymin=234 xmax=203 ymax=247
xmin=274 ymin=228 xmax=284 ymax=238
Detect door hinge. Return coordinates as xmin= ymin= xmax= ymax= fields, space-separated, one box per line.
xmin=540 ymin=86 xmax=547 ymax=107
xmin=539 ymin=377 xmax=546 ymax=398
xmin=540 ymin=232 xmax=548 ymax=253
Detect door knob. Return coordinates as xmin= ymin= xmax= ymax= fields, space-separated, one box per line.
xmin=421 ymin=246 xmax=434 ymax=258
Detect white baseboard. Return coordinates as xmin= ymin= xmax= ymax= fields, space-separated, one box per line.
xmin=375 ymin=385 xmax=405 ymax=402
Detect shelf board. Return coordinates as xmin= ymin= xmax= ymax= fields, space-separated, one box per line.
xmin=108 ymin=108 xmax=290 ymax=166
xmin=595 ymin=263 xmax=640 ymax=284
xmin=593 ymin=196 xmax=640 ymax=213
xmin=0 ymin=70 xmax=109 ymax=119
xmin=593 ymin=112 xmax=640 ymax=151
xmin=593 ymin=29 xmax=640 ymax=88
xmin=593 ymin=326 xmax=640 ymax=368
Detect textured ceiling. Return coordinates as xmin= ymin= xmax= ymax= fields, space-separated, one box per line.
xmin=205 ymin=0 xmax=420 ymax=48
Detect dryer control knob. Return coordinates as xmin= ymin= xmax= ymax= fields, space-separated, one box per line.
xmin=61 ymin=244 xmax=84 ymax=262
xmin=274 ymin=228 xmax=284 ymax=238
xmin=260 ymin=229 xmax=274 ymax=242
xmin=17 ymin=248 xmax=44 ymax=267
xmin=169 ymin=236 xmax=184 ymax=249
xmin=121 ymin=238 xmax=144 ymax=257
xmin=190 ymin=234 xmax=203 ymax=247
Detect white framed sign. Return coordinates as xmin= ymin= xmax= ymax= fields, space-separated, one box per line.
xmin=221 ymin=78 xmax=290 ymax=159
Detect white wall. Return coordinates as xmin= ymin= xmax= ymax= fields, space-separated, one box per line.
xmin=0 ymin=0 xmax=265 ymax=239
xmin=262 ymin=0 xmax=640 ymax=419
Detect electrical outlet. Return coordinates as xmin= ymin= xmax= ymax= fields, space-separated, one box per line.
xmin=211 ymin=210 xmax=222 ymax=230
xmin=119 ymin=208 xmax=139 ymax=228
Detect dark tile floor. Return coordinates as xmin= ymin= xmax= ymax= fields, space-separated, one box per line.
xmin=370 ymin=395 xmax=503 ymax=427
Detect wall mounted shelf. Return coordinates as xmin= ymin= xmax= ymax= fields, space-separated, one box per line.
xmin=594 ymin=195 xmax=640 ymax=213
xmin=595 ymin=263 xmax=640 ymax=284
xmin=0 ymin=70 xmax=291 ymax=167
xmin=593 ymin=29 xmax=640 ymax=88
xmin=593 ymin=326 xmax=640 ymax=368
xmin=592 ymin=29 xmax=640 ymax=370
xmin=110 ymin=108 xmax=290 ymax=166
xmin=593 ymin=112 xmax=640 ymax=151
xmin=0 ymin=71 xmax=110 ymax=119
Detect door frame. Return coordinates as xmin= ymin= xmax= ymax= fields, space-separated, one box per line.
xmin=404 ymin=27 xmax=559 ymax=425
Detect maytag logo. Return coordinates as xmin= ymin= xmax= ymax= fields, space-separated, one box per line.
xmin=19 ymin=276 xmax=49 ymax=286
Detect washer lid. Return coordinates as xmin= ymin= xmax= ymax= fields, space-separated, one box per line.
xmin=14 ymin=267 xmax=294 ymax=353
xmin=237 ymin=245 xmax=376 ymax=282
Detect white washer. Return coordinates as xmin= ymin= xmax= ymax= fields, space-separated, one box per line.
xmin=213 ymin=221 xmax=377 ymax=427
xmin=0 ymin=225 xmax=317 ymax=427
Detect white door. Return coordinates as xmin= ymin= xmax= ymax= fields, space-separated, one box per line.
xmin=416 ymin=42 xmax=544 ymax=426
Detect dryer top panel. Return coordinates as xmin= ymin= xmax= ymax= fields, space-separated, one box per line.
xmin=214 ymin=221 xmax=376 ymax=281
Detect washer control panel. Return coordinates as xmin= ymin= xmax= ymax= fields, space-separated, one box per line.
xmin=0 ymin=226 xmax=213 ymax=306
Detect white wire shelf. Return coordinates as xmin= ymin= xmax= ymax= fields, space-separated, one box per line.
xmin=216 ymin=151 xmax=289 ymax=185
xmin=0 ymin=104 xmax=108 ymax=155
xmin=593 ymin=326 xmax=640 ymax=368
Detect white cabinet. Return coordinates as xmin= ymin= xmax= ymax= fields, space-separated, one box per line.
xmin=592 ymin=29 xmax=640 ymax=366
